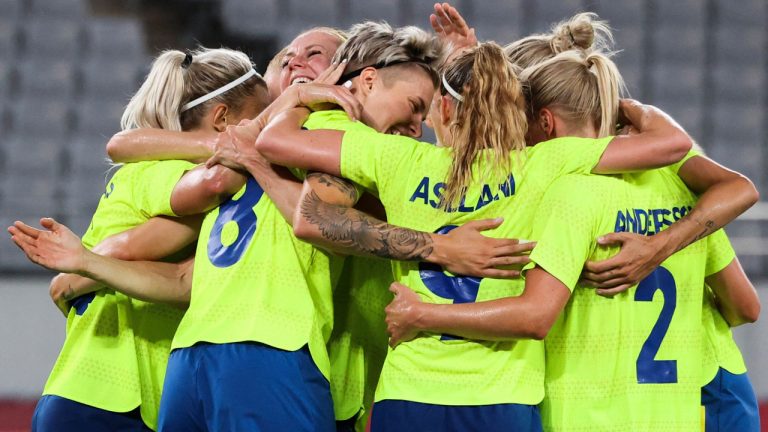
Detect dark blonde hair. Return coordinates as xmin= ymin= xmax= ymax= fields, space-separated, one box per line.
xmin=441 ymin=42 xmax=528 ymax=208
xmin=121 ymin=47 xmax=266 ymax=131
xmin=521 ymin=49 xmax=624 ymax=138
xmin=332 ymin=21 xmax=444 ymax=86
xmin=505 ymin=12 xmax=613 ymax=69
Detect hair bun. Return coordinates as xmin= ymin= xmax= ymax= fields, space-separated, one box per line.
xmin=551 ymin=12 xmax=613 ymax=53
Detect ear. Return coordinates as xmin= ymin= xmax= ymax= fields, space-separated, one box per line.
xmin=439 ymin=95 xmax=453 ymax=126
xmin=538 ymin=108 xmax=556 ymax=138
xmin=211 ymin=104 xmax=229 ymax=132
xmin=358 ymin=67 xmax=378 ymax=96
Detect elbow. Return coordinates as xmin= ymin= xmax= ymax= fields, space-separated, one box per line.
xmin=202 ymin=166 xmax=239 ymax=198
xmin=528 ymin=324 xmax=552 ymax=341
xmin=741 ymin=299 xmax=761 ymax=324
xmin=292 ymin=211 xmax=315 ymax=242
xmin=742 ymin=177 xmax=760 ymax=209
xmin=666 ymin=130 xmax=693 ymax=164
xmin=106 ymin=131 xmax=131 ymax=162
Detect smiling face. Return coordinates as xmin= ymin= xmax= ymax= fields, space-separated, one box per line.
xmin=279 ymin=30 xmax=343 ymax=92
xmin=356 ymin=66 xmax=436 ymax=138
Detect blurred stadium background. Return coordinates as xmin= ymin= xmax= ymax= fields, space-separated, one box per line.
xmin=0 ymin=0 xmax=766 ymax=430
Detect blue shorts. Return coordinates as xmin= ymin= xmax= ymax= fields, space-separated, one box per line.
xmin=32 ymin=395 xmax=150 ymax=432
xmin=157 ymin=342 xmax=334 ymax=432
xmin=701 ymin=367 xmax=760 ymax=432
xmin=370 ymin=399 xmax=542 ymax=432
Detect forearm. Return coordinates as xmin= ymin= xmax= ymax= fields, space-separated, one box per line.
xmin=79 ymin=251 xmax=191 ymax=307
xmin=414 ymin=297 xmax=548 ymax=341
xmin=294 ymin=187 xmax=436 ymax=260
xmin=707 ymin=259 xmax=761 ymax=326
xmin=107 ymin=129 xmax=215 ymax=163
xmin=52 ymin=273 xmax=101 ymax=299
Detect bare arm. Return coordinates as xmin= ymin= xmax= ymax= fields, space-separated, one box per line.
xmin=593 ymin=100 xmax=692 ymax=173
xmin=292 ymin=172 xmax=532 ymax=278
xmin=107 ymin=129 xmax=217 ymax=163
xmin=582 ymin=155 xmax=759 ymax=294
xmin=10 ymin=218 xmax=193 ymax=307
xmin=706 ymin=258 xmax=761 ymax=326
xmin=385 ymin=267 xmax=571 ymax=346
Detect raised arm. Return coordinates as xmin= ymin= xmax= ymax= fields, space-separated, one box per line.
xmin=593 ymin=99 xmax=692 ymax=173
xmin=582 ymin=155 xmax=759 ymax=294
xmin=385 ymin=267 xmax=570 ymax=346
xmin=292 ymin=172 xmax=532 ymax=278
xmin=10 ymin=218 xmax=193 ymax=308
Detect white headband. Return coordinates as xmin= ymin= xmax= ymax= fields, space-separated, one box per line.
xmin=441 ymin=73 xmax=464 ymax=102
xmin=181 ymin=69 xmax=260 ymax=112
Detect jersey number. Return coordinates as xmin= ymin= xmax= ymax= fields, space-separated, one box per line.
xmin=634 ymin=266 xmax=678 ymax=384
xmin=207 ymin=177 xmax=264 ymax=267
xmin=418 ymin=225 xmax=483 ymax=340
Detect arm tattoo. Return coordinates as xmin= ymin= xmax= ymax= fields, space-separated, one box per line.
xmin=300 ymin=189 xmax=434 ymax=261
xmin=306 ymin=172 xmax=357 ymax=202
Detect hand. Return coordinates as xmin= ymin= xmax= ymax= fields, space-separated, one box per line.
xmin=292 ymin=82 xmax=362 ymax=121
xmin=430 ymin=3 xmax=478 ymax=54
xmin=314 ymin=59 xmax=347 ymax=85
xmin=385 ymin=282 xmax=424 ymax=347
xmin=581 ymin=232 xmax=667 ymax=297
xmin=8 ymin=218 xmax=87 ymax=273
xmin=435 ymin=218 xmax=536 ymax=278
xmin=205 ymin=126 xmax=258 ymax=171
xmin=49 ymin=274 xmax=74 ymax=317
xmin=617 ymin=99 xmax=646 ymax=131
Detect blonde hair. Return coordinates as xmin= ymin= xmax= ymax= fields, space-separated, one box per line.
xmin=121 ymin=47 xmax=266 ymax=131
xmin=264 ymin=46 xmax=289 ymax=100
xmin=441 ymin=42 xmax=528 ymax=208
xmin=505 ymin=12 xmax=613 ymax=69
xmin=297 ymin=26 xmax=348 ymax=45
xmin=332 ymin=21 xmax=443 ymax=85
xmin=521 ymin=49 xmax=625 ymax=138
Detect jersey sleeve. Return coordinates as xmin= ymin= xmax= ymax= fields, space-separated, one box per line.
xmin=522 ymin=175 xmax=602 ymax=291
xmin=135 ymin=160 xmax=196 ymax=217
xmin=669 ymin=149 xmax=702 ymax=174
xmin=537 ymin=136 xmax=614 ymax=176
xmin=705 ymin=228 xmax=736 ymax=276
xmin=339 ymin=130 xmax=421 ymax=196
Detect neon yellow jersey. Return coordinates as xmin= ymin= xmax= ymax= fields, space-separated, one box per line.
xmin=701 ymin=231 xmax=745 ymax=385
xmin=171 ymin=112 xmax=375 ymax=378
xmin=526 ymin=170 xmax=707 ymax=432
xmin=339 ymin=124 xmax=613 ymax=406
xmin=44 ymin=160 xmax=193 ymax=429
xmin=327 ymin=255 xmax=393 ymax=428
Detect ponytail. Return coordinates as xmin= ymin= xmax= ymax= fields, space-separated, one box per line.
xmin=121 ymin=50 xmax=187 ymax=130
xmin=121 ymin=47 xmax=265 ymax=132
xmin=441 ymin=42 xmax=527 ymax=208
xmin=521 ymin=49 xmax=625 ymax=138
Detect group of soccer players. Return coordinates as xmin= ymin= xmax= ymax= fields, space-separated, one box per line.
xmin=8 ymin=3 xmax=762 ymax=431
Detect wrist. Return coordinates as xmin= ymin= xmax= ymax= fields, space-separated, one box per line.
xmin=424 ymin=233 xmax=449 ymax=265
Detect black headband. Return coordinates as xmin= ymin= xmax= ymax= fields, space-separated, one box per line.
xmin=336 ymin=59 xmax=428 ymax=85
xmin=181 ymin=52 xmax=193 ymax=69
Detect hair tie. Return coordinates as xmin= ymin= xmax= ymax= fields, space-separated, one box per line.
xmin=441 ymin=73 xmax=464 ymax=102
xmin=181 ymin=53 xmax=193 ymax=69
xmin=567 ymin=26 xmax=576 ymax=46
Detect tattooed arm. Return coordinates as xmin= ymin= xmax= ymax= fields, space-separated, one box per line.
xmin=293 ymin=173 xmax=534 ymax=278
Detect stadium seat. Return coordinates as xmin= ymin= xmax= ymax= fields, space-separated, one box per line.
xmin=0 ymin=0 xmax=23 ymax=21
xmin=22 ymin=18 xmax=83 ymax=60
xmin=286 ymin=0 xmax=339 ymax=28
xmin=590 ymin=0 xmax=645 ymax=27
xmin=651 ymin=26 xmax=705 ymax=64
xmin=17 ymin=59 xmax=78 ymax=99
xmin=220 ymin=0 xmax=281 ymax=37
xmin=73 ymin=100 xmax=126 ymax=140
xmin=0 ymin=169 xmax=60 ymax=216
xmin=711 ymin=64 xmax=764 ymax=105
xmin=66 ymin=136 xmax=113 ymax=178
xmin=81 ymin=58 xmax=143 ymax=102
xmin=0 ymin=211 xmax=54 ymax=272
xmin=11 ymin=97 xmax=72 ymax=139
xmin=532 ymin=0 xmax=588 ymax=27
xmin=0 ymin=19 xmax=19 ymax=61
xmin=84 ymin=18 xmax=145 ymax=61
xmin=340 ymin=0 xmax=400 ymax=27
xmin=472 ymin=0 xmax=522 ymax=39
xmin=654 ymin=0 xmax=705 ymax=26
xmin=0 ymin=61 xmax=12 ymax=101
xmin=29 ymin=0 xmax=87 ymax=20
xmin=3 ymin=135 xmax=64 ymax=172
xmin=713 ymin=27 xmax=765 ymax=64
xmin=713 ymin=0 xmax=767 ymax=26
